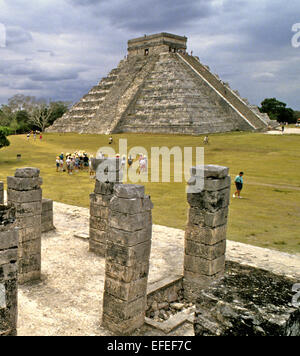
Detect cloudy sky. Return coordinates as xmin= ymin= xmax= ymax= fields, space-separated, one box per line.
xmin=0 ymin=0 xmax=299 ymax=109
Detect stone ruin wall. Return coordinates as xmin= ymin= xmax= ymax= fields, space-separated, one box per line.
xmin=0 ymin=205 xmax=18 ymax=336
xmin=1 ymin=163 xmax=299 ymax=336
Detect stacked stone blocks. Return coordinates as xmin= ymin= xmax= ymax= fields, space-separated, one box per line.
xmin=0 ymin=182 xmax=4 ymax=205
xmin=42 ymin=199 xmax=54 ymax=233
xmin=184 ymin=165 xmax=231 ymax=301
xmin=102 ymin=184 xmax=153 ymax=335
xmin=0 ymin=205 xmax=18 ymax=336
xmin=7 ymin=168 xmax=42 ymax=284
xmin=89 ymin=158 xmax=122 ymax=257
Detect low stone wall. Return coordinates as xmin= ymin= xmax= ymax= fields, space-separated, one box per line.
xmin=146 ymin=276 xmax=184 ymax=319
xmin=42 ymin=199 xmax=54 ymax=233
xmin=0 ymin=205 xmax=18 ymax=336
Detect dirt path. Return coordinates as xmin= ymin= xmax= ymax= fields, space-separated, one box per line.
xmin=266 ymin=128 xmax=300 ymax=135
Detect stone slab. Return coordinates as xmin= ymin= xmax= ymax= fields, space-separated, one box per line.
xmin=89 ymin=228 xmax=108 ymax=244
xmin=89 ymin=239 xmax=106 ymax=257
xmin=190 ymin=165 xmax=229 ymax=179
xmin=184 ymin=254 xmax=225 ymax=276
xmin=0 ymin=248 xmax=18 ymax=265
xmin=185 ymin=224 xmax=227 ymax=245
xmin=188 ymin=207 xmax=229 ymax=228
xmin=0 ymin=229 xmax=18 ymax=250
xmin=94 ymin=181 xmax=115 ymax=196
xmin=106 ymin=240 xmax=152 ymax=267
xmin=13 ymin=202 xmax=42 ymax=217
xmin=109 ymin=227 xmax=151 ymax=247
xmin=102 ymin=312 xmax=145 ymax=336
xmin=42 ymin=199 xmax=53 ymax=212
xmin=114 ymin=184 xmax=145 ymax=199
xmin=18 ymin=239 xmax=41 ymax=259
xmin=15 ymin=167 xmax=40 ymax=178
xmin=103 ymin=292 xmax=146 ymax=320
xmin=7 ymin=176 xmax=43 ymax=191
xmin=7 ymin=188 xmax=42 ymax=203
xmin=90 ymin=204 xmax=109 ymax=219
xmin=0 ymin=263 xmax=18 ymax=282
xmin=90 ymin=193 xmax=111 ymax=207
xmin=187 ymin=188 xmax=230 ymax=212
xmin=185 ymin=239 xmax=226 ymax=260
xmin=109 ymin=211 xmax=151 ymax=232
xmin=110 ymin=196 xmax=153 ymax=214
xmin=105 ymin=260 xmax=150 ymax=283
xmin=104 ymin=276 xmax=148 ymax=302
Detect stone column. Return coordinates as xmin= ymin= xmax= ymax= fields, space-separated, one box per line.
xmin=0 ymin=182 xmax=4 ymax=205
xmin=7 ymin=168 xmax=42 ymax=284
xmin=184 ymin=165 xmax=231 ymax=302
xmin=89 ymin=158 xmax=123 ymax=257
xmin=102 ymin=184 xmax=153 ymax=335
xmin=42 ymin=199 xmax=54 ymax=233
xmin=0 ymin=205 xmax=18 ymax=336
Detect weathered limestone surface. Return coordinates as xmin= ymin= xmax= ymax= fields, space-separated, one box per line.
xmin=42 ymin=199 xmax=54 ymax=233
xmin=184 ymin=165 xmax=231 ymax=302
xmin=0 ymin=182 xmax=3 ymax=205
xmin=102 ymin=184 xmax=153 ymax=335
xmin=89 ymin=158 xmax=123 ymax=257
xmin=0 ymin=205 xmax=18 ymax=336
xmin=16 ymin=201 xmax=300 ymax=336
xmin=194 ymin=261 xmax=300 ymax=336
xmin=7 ymin=168 xmax=42 ymax=284
xmin=46 ymin=33 xmax=272 ymax=135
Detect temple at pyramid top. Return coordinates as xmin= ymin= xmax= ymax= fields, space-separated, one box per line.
xmin=128 ymin=33 xmax=187 ymax=57
xmin=47 ymin=33 xmax=275 ymax=135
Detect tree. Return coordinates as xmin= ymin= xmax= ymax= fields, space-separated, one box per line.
xmin=260 ymin=98 xmax=295 ymax=124
xmin=28 ymin=104 xmax=54 ymax=132
xmin=0 ymin=127 xmax=11 ymax=149
xmin=293 ymin=110 xmax=300 ymax=122
xmin=48 ymin=101 xmax=70 ymax=125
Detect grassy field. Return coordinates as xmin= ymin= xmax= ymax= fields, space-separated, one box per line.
xmin=0 ymin=131 xmax=300 ymax=254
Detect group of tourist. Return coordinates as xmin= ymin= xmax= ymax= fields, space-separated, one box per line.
xmin=55 ymin=150 xmax=148 ymax=177
xmin=27 ymin=131 xmax=43 ymax=141
xmin=97 ymin=151 xmax=148 ymax=175
xmin=55 ymin=151 xmax=93 ymax=175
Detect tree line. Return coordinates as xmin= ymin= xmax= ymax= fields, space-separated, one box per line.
xmin=259 ymin=98 xmax=299 ymax=124
xmin=0 ymin=94 xmax=70 ymax=135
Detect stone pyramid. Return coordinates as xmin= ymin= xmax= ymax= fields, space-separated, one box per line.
xmin=47 ymin=33 xmax=273 ymax=135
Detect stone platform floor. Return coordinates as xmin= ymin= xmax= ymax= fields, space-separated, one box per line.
xmin=17 ymin=202 xmax=300 ymax=336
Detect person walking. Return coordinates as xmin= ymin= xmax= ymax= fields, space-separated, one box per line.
xmin=233 ymin=172 xmax=244 ymax=198
xmin=128 ymin=155 xmax=133 ymax=168
xmin=204 ymin=135 xmax=209 ymax=145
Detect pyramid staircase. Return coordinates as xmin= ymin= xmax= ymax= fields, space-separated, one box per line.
xmin=47 ymin=32 xmax=273 ymax=135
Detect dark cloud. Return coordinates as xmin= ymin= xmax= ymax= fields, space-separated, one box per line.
xmin=0 ymin=0 xmax=299 ymax=109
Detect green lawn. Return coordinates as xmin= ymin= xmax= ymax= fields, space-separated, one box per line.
xmin=0 ymin=131 xmax=300 ymax=254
